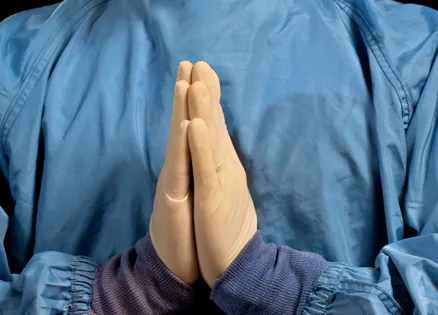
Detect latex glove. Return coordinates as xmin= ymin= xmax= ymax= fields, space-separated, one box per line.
xmin=188 ymin=62 xmax=258 ymax=288
xmin=150 ymin=61 xmax=198 ymax=285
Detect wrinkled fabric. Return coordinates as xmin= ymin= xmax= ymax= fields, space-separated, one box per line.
xmin=0 ymin=244 xmax=97 ymax=314
xmin=0 ymin=0 xmax=437 ymax=314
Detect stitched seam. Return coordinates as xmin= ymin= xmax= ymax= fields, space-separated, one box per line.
xmin=305 ymin=263 xmax=403 ymax=315
xmin=333 ymin=0 xmax=413 ymax=128
xmin=336 ymin=0 xmax=413 ymax=121
xmin=0 ymin=2 xmax=84 ymax=153
xmin=339 ymin=279 xmax=403 ymax=314
xmin=1 ymin=0 xmax=109 ymax=157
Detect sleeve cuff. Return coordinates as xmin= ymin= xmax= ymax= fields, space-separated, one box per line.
xmin=92 ymin=234 xmax=198 ymax=314
xmin=211 ymin=231 xmax=327 ymax=314
xmin=67 ymin=256 xmax=98 ymax=314
xmin=12 ymin=252 xmax=98 ymax=314
xmin=136 ymin=234 xmax=198 ymax=308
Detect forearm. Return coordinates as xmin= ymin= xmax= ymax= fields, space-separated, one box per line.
xmin=211 ymin=231 xmax=438 ymax=314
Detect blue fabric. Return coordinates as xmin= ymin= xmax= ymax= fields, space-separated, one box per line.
xmin=0 ymin=0 xmax=437 ymax=313
xmin=0 ymin=246 xmax=97 ymax=314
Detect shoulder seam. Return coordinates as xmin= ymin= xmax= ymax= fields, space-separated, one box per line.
xmin=1 ymin=0 xmax=109 ymax=157
xmin=332 ymin=0 xmax=413 ymax=129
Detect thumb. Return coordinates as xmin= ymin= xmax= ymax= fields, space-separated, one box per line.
xmin=188 ymin=118 xmax=221 ymax=198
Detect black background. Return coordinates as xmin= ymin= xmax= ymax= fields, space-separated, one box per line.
xmin=1 ymin=0 xmax=57 ymax=21
xmin=1 ymin=1 xmax=437 ymax=22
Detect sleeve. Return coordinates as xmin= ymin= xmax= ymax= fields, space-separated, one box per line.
xmin=210 ymin=2 xmax=438 ymax=314
xmin=91 ymin=234 xmax=199 ymax=315
xmin=0 ymin=211 xmax=198 ymax=315
xmin=0 ymin=204 xmax=98 ymax=314
xmin=0 ymin=6 xmax=99 ymax=315
xmin=0 ymin=6 xmax=200 ymax=315
xmin=212 ymin=193 xmax=437 ymax=315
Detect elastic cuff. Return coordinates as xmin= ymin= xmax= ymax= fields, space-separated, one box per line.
xmin=303 ymin=263 xmax=345 ymax=315
xmin=67 ymin=256 xmax=98 ymax=314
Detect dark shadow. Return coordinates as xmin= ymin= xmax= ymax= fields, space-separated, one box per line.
xmin=1 ymin=1 xmax=59 ymax=22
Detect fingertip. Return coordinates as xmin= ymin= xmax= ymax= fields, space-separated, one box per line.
xmin=192 ymin=61 xmax=211 ymax=83
xmin=175 ymin=79 xmax=190 ymax=102
xmin=180 ymin=119 xmax=190 ymax=134
xmin=188 ymin=118 xmax=208 ymax=139
xmin=177 ymin=61 xmax=194 ymax=83
xmin=180 ymin=60 xmax=194 ymax=69
xmin=191 ymin=117 xmax=207 ymax=127
xmin=171 ymin=80 xmax=190 ymax=123
xmin=191 ymin=61 xmax=221 ymax=103
xmin=194 ymin=61 xmax=211 ymax=68
xmin=175 ymin=79 xmax=190 ymax=92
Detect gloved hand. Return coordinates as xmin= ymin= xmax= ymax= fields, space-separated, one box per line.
xmin=149 ymin=61 xmax=199 ymax=285
xmin=188 ymin=62 xmax=258 ymax=288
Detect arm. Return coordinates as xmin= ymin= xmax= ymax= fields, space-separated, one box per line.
xmin=211 ymin=216 xmax=437 ymax=314
xmin=211 ymin=7 xmax=438 ymax=313
xmin=211 ymin=80 xmax=438 ymax=312
xmin=185 ymin=3 xmax=438 ymax=309
xmin=0 ymin=217 xmax=197 ymax=315
xmin=0 ymin=7 xmax=200 ymax=314
xmin=0 ymin=5 xmax=98 ymax=314
xmin=211 ymin=232 xmax=328 ymax=314
xmin=0 ymin=205 xmax=97 ymax=314
xmin=92 ymin=233 xmax=197 ymax=314
xmin=92 ymin=62 xmax=201 ymax=314
xmin=184 ymin=65 xmax=406 ymax=314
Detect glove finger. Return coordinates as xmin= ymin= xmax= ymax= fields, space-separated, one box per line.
xmin=192 ymin=62 xmax=231 ymax=169
xmin=177 ymin=61 xmax=193 ymax=83
xmin=163 ymin=79 xmax=191 ymax=200
xmin=188 ymin=118 xmax=220 ymax=199
xmin=191 ymin=61 xmax=221 ymax=103
xmin=188 ymin=80 xmax=219 ymax=162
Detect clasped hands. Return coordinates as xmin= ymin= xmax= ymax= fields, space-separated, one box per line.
xmin=150 ymin=61 xmax=258 ymax=287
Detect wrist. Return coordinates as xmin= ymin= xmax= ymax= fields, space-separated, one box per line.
xmin=211 ymin=231 xmax=327 ymax=314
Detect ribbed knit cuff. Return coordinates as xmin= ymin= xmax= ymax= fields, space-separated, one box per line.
xmin=92 ymin=234 xmax=197 ymax=314
xmin=211 ymin=231 xmax=327 ymax=315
